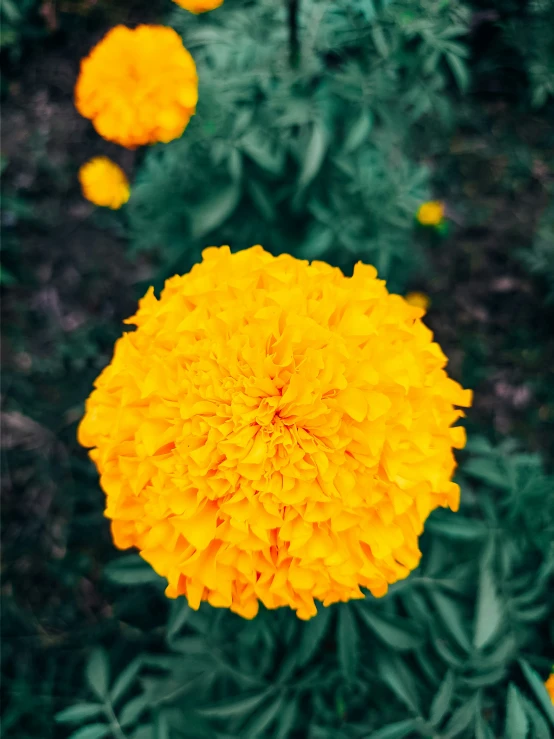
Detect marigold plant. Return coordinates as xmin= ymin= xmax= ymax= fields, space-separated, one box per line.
xmin=79 ymin=246 xmax=471 ymax=619
xmin=172 ymin=0 xmax=224 ymax=12
xmin=79 ymin=157 xmax=130 ymax=209
xmin=75 ymin=25 xmax=198 ymax=149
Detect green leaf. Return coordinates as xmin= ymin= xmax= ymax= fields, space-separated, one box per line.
xmin=275 ymin=697 xmax=298 ymax=739
xmin=86 ymin=650 xmax=110 ymax=700
xmin=344 ymin=109 xmax=373 ymax=153
xmin=430 ymin=591 xmax=471 ymax=652
xmin=189 ymin=183 xmax=242 ymax=239
xmin=442 ymin=693 xmax=479 ymax=738
xmin=110 ymin=658 xmax=142 ymax=705
xmin=378 ymin=654 xmax=420 ymax=713
xmin=521 ymin=694 xmax=551 ymax=739
xmin=153 ymin=711 xmax=169 ymax=739
xmin=357 ymin=607 xmax=425 ymax=651
xmin=426 ymin=514 xmax=487 ymax=541
xmin=474 ymin=564 xmax=503 ymax=649
xmin=446 ymin=52 xmax=469 ymax=92
xmin=298 ymin=123 xmax=328 ymax=189
xmin=463 ymin=458 xmax=510 ymax=490
xmin=120 ymin=695 xmax=146 ymax=728
xmin=55 ymin=704 xmax=105 ymax=724
xmin=197 ymin=690 xmax=272 ymax=719
xmin=519 ymin=660 xmax=554 ymax=725
xmin=367 ymin=719 xmax=419 ymax=739
xmin=243 ymin=694 xmax=283 ymax=737
xmin=104 ymin=555 xmax=162 ymax=586
xmin=429 ymin=670 xmax=455 ymax=726
xmin=68 ymin=725 xmax=110 ymax=739
xmin=505 ymin=684 xmax=529 ymax=739
xmin=337 ymin=606 xmax=359 ymax=679
xmin=166 ymin=599 xmax=191 ymax=644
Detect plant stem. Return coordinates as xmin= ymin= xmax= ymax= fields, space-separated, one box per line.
xmin=287 ymin=0 xmax=300 ymax=68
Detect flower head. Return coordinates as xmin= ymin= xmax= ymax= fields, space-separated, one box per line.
xmin=79 ymin=157 xmax=130 ymax=209
xmin=405 ymin=292 xmax=431 ymax=312
xmin=546 ymin=671 xmax=554 ymax=704
xmin=79 ymin=246 xmax=471 ymax=620
xmin=75 ymin=25 xmax=198 ymax=149
xmin=417 ymin=201 xmax=445 ymax=227
xmin=172 ymin=0 xmax=224 ymax=12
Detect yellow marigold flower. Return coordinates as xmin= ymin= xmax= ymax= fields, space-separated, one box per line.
xmin=79 ymin=157 xmax=130 ymax=209
xmin=172 ymin=0 xmax=224 ymax=12
xmin=79 ymin=246 xmax=472 ymax=620
xmin=546 ymin=671 xmax=554 ymax=704
xmin=75 ymin=25 xmax=198 ymax=149
xmin=417 ymin=201 xmax=445 ymax=227
xmin=405 ymin=292 xmax=431 ymax=312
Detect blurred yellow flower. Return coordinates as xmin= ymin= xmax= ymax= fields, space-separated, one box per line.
xmin=546 ymin=671 xmax=554 ymax=703
xmin=172 ymin=0 xmax=224 ymax=12
xmin=79 ymin=157 xmax=130 ymax=209
xmin=417 ymin=201 xmax=445 ymax=226
xmin=75 ymin=25 xmax=198 ymax=149
xmin=79 ymin=246 xmax=471 ymax=620
xmin=405 ymin=292 xmax=431 ymax=312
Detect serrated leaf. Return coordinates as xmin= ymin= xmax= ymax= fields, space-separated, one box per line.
xmin=368 ymin=718 xmax=419 ymax=739
xmin=337 ymin=606 xmax=359 ymax=679
xmin=519 ymin=660 xmax=554 ymax=725
xmin=378 ymin=654 xmax=420 ymax=713
xmin=110 ymin=659 xmax=142 ymax=705
xmin=68 ymin=725 xmax=110 ymax=739
xmin=429 ymin=670 xmax=455 ymax=726
xmin=166 ymin=600 xmax=191 ymax=644
xmin=197 ymin=690 xmax=271 ymax=719
xmin=86 ymin=650 xmax=110 ymax=700
xmin=298 ymin=123 xmax=328 ymax=189
xmin=505 ymin=684 xmax=529 ymax=739
xmin=430 ymin=591 xmax=471 ymax=652
xmin=55 ymin=704 xmax=105 ymax=724
xmin=357 ymin=607 xmax=424 ymax=651
xmin=120 ymin=695 xmax=146 ymax=728
xmin=104 ymin=555 xmax=162 ymax=586
xmin=189 ymin=183 xmax=242 ymax=239
xmin=474 ymin=565 xmax=503 ymax=649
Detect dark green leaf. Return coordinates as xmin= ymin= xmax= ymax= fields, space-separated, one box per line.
xmin=474 ymin=564 xmax=503 ymax=649
xmin=189 ymin=183 xmax=242 ymax=239
xmin=166 ymin=600 xmax=191 ymax=644
xmin=55 ymin=704 xmax=105 ymax=724
xmin=357 ymin=608 xmax=425 ymax=651
xmin=378 ymin=654 xmax=420 ymax=713
xmin=298 ymin=123 xmax=328 ymax=189
xmin=426 ymin=515 xmax=487 ymax=541
xmin=68 ymin=725 xmax=110 ymax=739
xmin=110 ymin=658 xmax=142 ymax=705
xmin=443 ymin=693 xmax=479 ymax=738
xmin=429 ymin=670 xmax=455 ymax=726
xmin=86 ymin=650 xmax=110 ymax=700
xmin=519 ymin=660 xmax=554 ymax=725
xmin=505 ymin=684 xmax=529 ymax=739
xmin=197 ymin=690 xmax=272 ymax=719
xmin=430 ymin=591 xmax=471 ymax=652
xmin=243 ymin=694 xmax=283 ymax=738
xmin=120 ymin=695 xmax=146 ymax=728
xmin=275 ymin=697 xmax=298 ymax=739
xmin=104 ymin=555 xmax=162 ymax=586
xmin=367 ymin=719 xmax=419 ymax=739
xmin=463 ymin=458 xmax=509 ymax=490
xmin=337 ymin=606 xmax=359 ymax=679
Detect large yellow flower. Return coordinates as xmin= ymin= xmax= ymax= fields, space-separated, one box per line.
xmin=79 ymin=246 xmax=471 ymax=620
xmin=75 ymin=25 xmax=198 ymax=149
xmin=79 ymin=157 xmax=130 ymax=209
xmin=172 ymin=0 xmax=224 ymax=12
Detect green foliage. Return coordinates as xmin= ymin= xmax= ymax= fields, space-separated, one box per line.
xmin=0 ymin=0 xmax=43 ymax=66
xmin=47 ymin=438 xmax=553 ymax=739
xmin=129 ymin=0 xmax=471 ymax=291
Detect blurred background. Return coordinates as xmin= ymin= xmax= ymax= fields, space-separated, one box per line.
xmin=1 ymin=1 xmax=553 ymax=738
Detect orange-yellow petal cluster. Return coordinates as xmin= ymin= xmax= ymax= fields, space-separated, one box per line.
xmin=546 ymin=671 xmax=554 ymax=704
xmin=79 ymin=246 xmax=472 ymax=620
xmin=172 ymin=0 xmax=224 ymax=12
xmin=75 ymin=25 xmax=198 ymax=149
xmin=417 ymin=201 xmax=445 ymax=226
xmin=79 ymin=157 xmax=130 ymax=209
